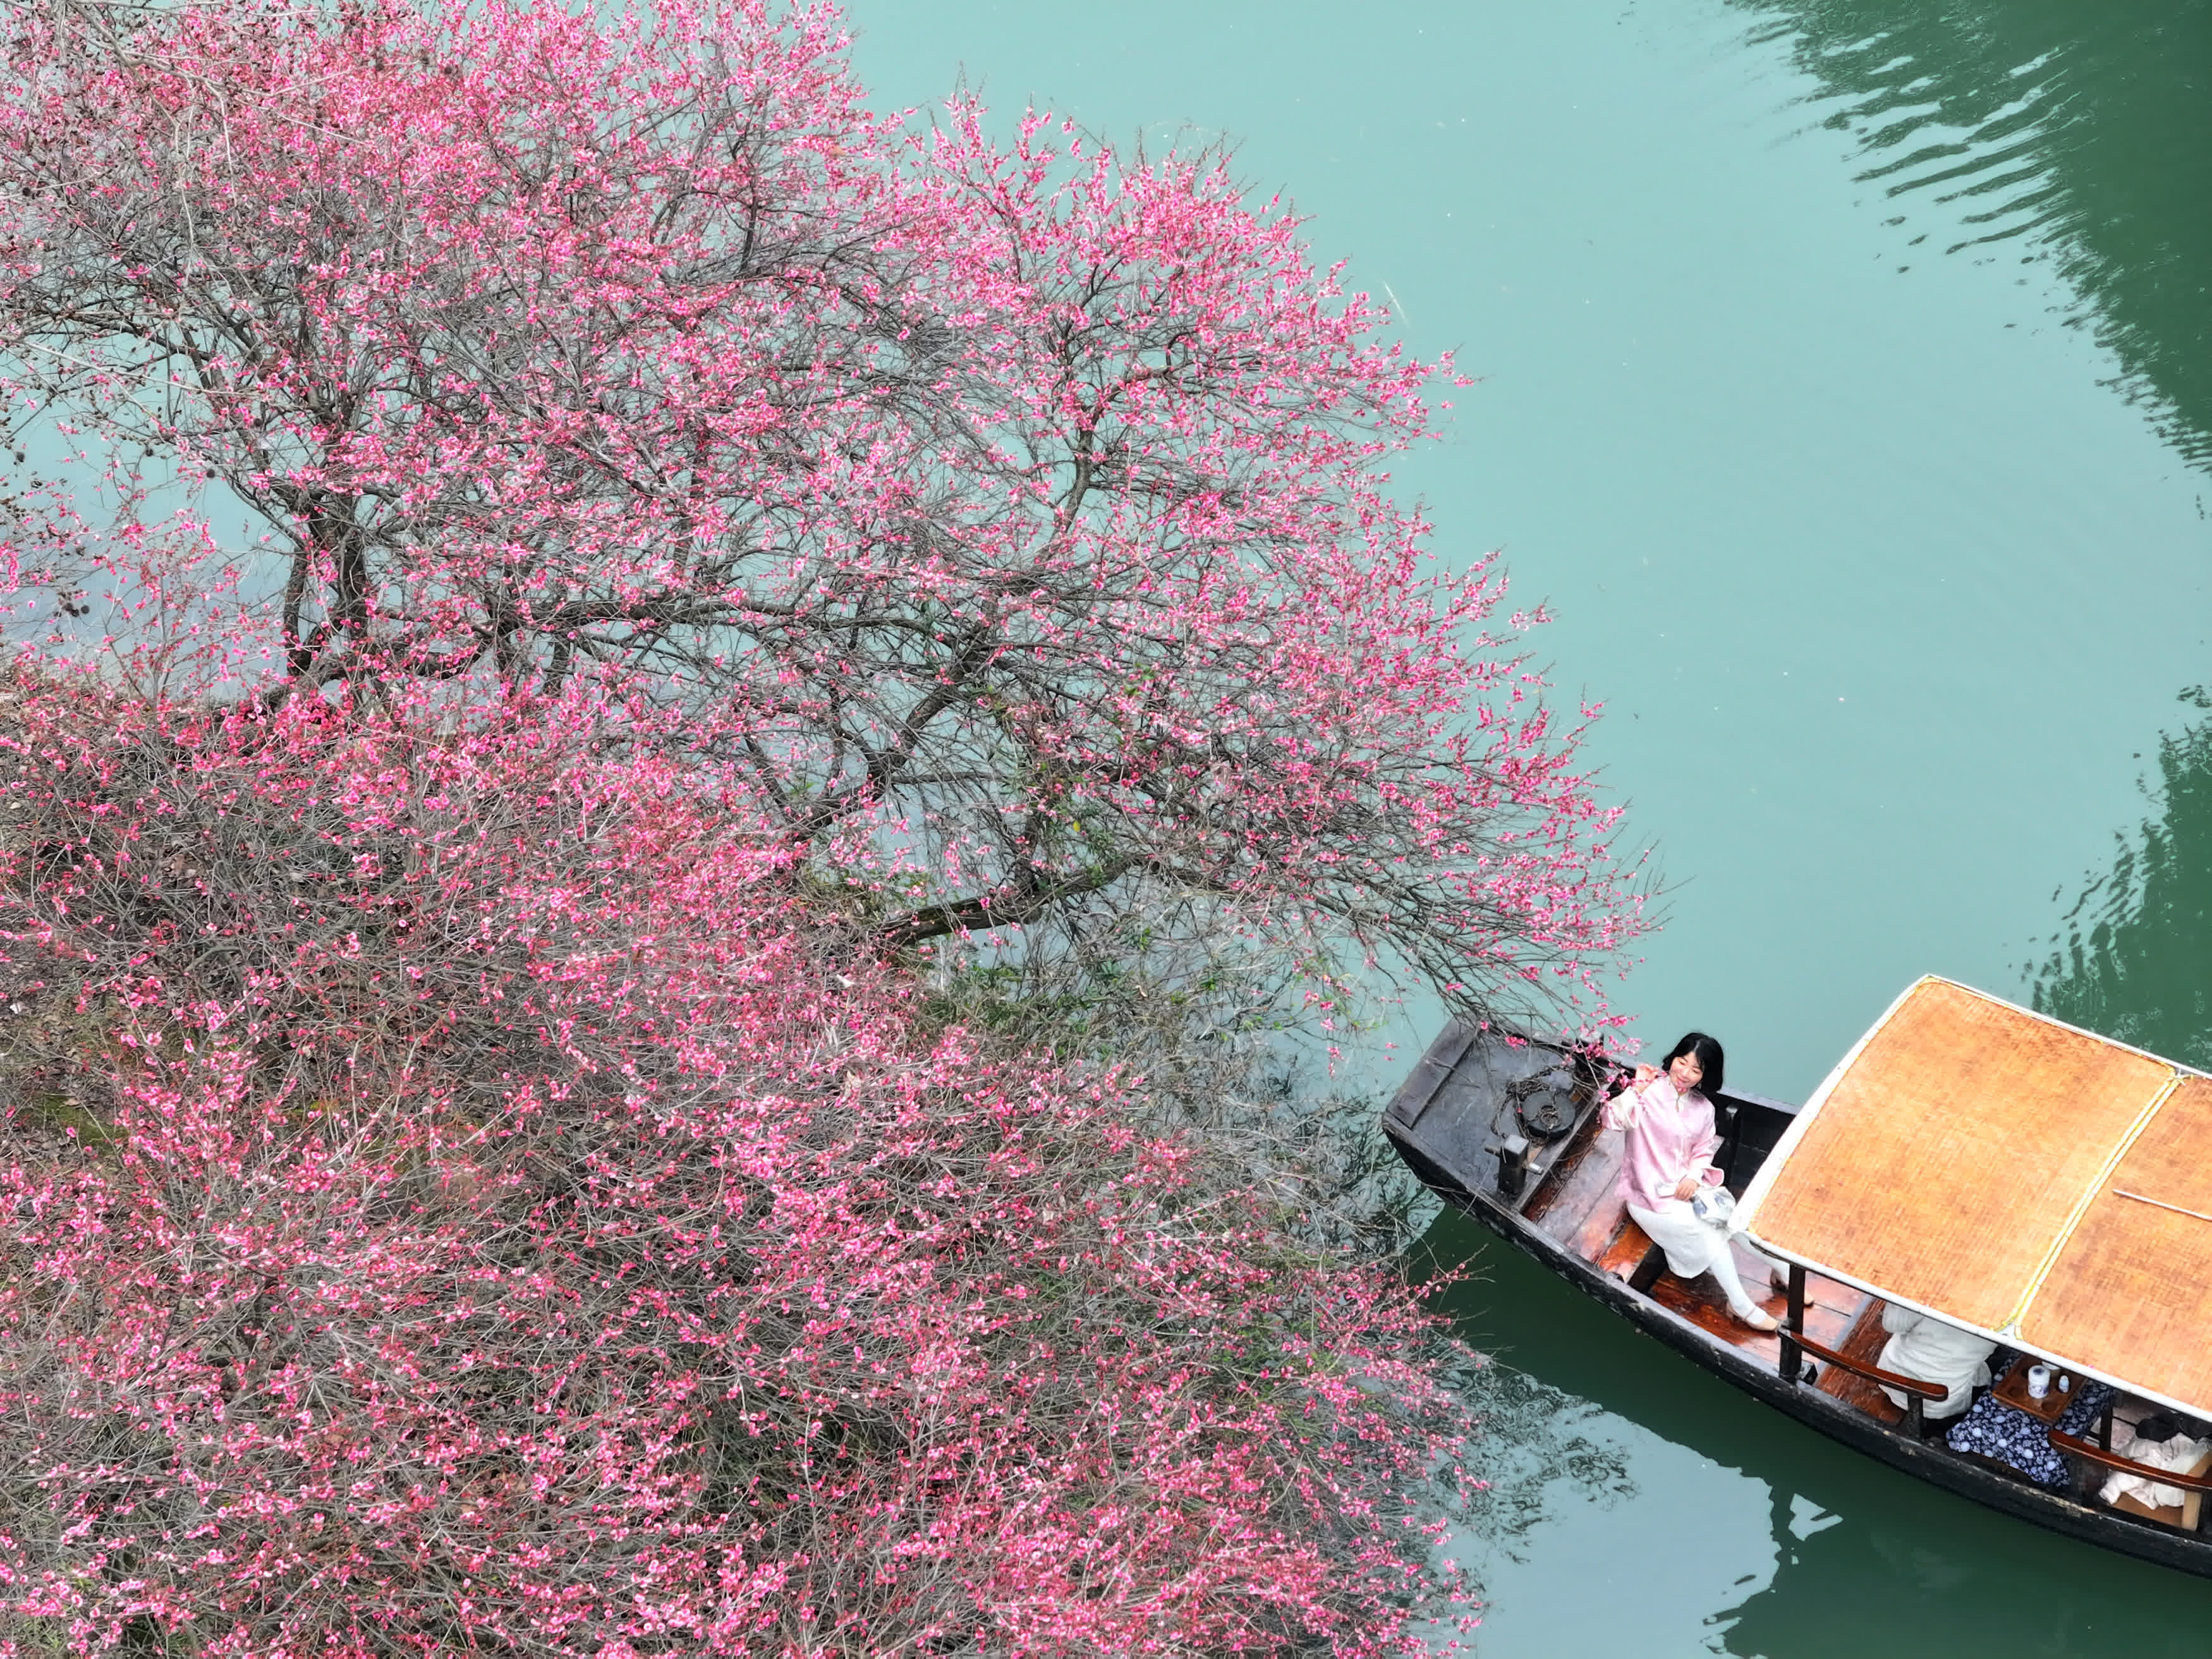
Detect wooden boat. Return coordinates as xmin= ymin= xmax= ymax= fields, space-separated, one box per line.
xmin=1383 ymin=975 xmax=2212 ymax=1575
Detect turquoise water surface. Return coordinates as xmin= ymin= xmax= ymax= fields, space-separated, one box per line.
xmin=855 ymin=1 xmax=2210 ymax=1650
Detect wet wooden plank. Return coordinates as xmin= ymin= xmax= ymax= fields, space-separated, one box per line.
xmin=1637 ymin=1247 xmax=1871 ymax=1370
xmin=1572 ymin=1182 xmax=1634 ymax=1265
xmin=1647 ymin=1267 xmax=1784 ymax=1366
xmin=1592 ymin=1211 xmax=1655 ymax=1280
xmin=1799 ymin=1272 xmax=1871 ymax=1352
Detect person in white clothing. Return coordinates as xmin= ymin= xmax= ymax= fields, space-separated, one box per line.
xmin=1875 ymin=1304 xmax=1995 ymax=1420
xmin=2100 ymin=1412 xmax=2212 ymax=1512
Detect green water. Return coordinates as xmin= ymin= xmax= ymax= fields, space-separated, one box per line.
xmin=852 ymin=0 xmax=2211 ymax=1650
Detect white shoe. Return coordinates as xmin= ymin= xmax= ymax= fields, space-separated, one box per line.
xmin=1734 ymin=1305 xmax=1781 ymax=1332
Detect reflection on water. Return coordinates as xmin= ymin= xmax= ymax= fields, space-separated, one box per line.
xmin=2032 ymin=699 xmax=2212 ymax=1069
xmin=1732 ymin=0 xmax=2212 ymax=469
xmin=1454 ymin=1360 xmax=1639 ymax=1564
xmin=1722 ymin=1480 xmax=2212 ymax=1659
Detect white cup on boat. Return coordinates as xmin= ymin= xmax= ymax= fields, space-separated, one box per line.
xmin=2027 ymin=1363 xmax=2053 ymax=1399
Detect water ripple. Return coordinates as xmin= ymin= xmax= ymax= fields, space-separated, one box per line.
xmin=1735 ymin=0 xmax=2212 ymax=470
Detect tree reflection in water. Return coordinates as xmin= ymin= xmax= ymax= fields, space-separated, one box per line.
xmin=1729 ymin=0 xmax=2212 ymax=471
xmin=1449 ymin=1360 xmax=1639 ymax=1568
xmin=2032 ymin=695 xmax=2212 ymax=1069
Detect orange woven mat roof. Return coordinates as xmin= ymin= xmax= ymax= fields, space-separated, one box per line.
xmin=2023 ymin=1074 xmax=2212 ymax=1413
xmin=1741 ymin=978 xmax=2209 ymax=1409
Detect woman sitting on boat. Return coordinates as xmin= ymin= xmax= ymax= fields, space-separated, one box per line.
xmin=1603 ymin=1032 xmax=1787 ymax=1332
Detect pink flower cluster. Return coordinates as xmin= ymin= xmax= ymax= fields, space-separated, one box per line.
xmin=0 ymin=673 xmax=1476 ymax=1655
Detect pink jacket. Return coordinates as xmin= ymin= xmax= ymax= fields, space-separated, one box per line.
xmin=1601 ymin=1075 xmax=1725 ymax=1212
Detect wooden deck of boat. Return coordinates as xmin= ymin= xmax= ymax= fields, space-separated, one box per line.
xmin=1523 ymin=1099 xmax=1912 ymax=1427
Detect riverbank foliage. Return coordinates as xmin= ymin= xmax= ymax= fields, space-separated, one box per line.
xmin=0 ymin=0 xmax=1642 ymax=1651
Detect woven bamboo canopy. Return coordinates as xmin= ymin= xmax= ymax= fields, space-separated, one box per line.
xmin=1735 ymin=977 xmax=2212 ymax=1419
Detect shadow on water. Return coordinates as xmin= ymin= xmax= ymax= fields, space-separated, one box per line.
xmin=2030 ymin=697 xmax=2212 ymax=1069
xmin=1728 ymin=0 xmax=2212 ymax=470
xmin=1419 ymin=1208 xmax=2212 ymax=1656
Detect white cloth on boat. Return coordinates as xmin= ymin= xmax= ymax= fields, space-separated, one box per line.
xmin=2100 ymin=1426 xmax=2212 ymax=1512
xmin=1626 ymin=1198 xmax=1784 ymax=1317
xmin=1875 ymin=1304 xmax=1995 ymax=1421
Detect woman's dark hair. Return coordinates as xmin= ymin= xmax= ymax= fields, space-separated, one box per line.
xmin=2134 ymin=1411 xmax=2182 ymax=1446
xmin=1662 ymin=1031 xmax=1725 ymax=1097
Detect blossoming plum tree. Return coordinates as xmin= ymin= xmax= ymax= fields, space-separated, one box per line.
xmin=0 ymin=0 xmax=1642 ymax=1651
xmin=0 ymin=0 xmax=1639 ymax=1023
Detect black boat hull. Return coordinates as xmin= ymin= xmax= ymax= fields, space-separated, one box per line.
xmin=1385 ymin=1110 xmax=2212 ymax=1578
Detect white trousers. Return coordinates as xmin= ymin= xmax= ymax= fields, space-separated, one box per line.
xmin=1628 ymin=1200 xmax=1786 ymax=1316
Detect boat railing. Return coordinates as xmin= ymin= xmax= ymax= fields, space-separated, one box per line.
xmin=1778 ymin=1322 xmax=1948 ymax=1436
xmin=2050 ymin=1430 xmax=2212 ymax=1495
xmin=1774 ymin=1263 xmax=1949 ymax=1434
